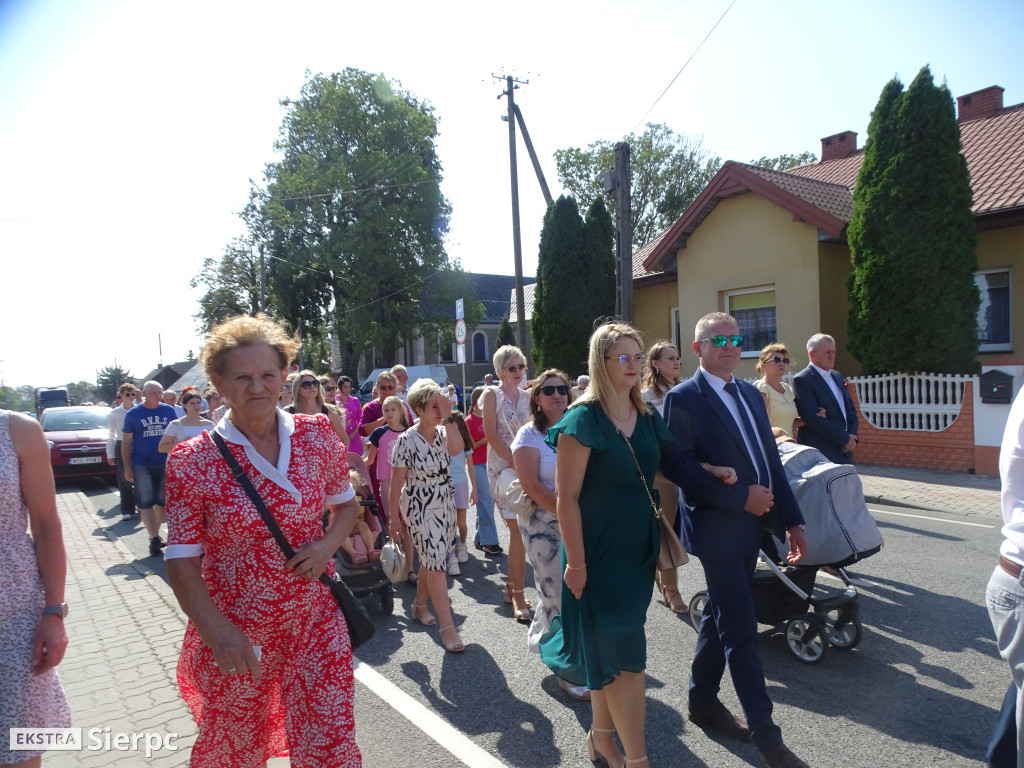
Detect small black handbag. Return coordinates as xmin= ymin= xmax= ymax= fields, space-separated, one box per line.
xmin=211 ymin=432 xmax=375 ymax=649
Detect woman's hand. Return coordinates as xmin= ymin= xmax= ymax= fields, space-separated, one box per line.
xmin=286 ymin=538 xmax=333 ymax=582
xmin=437 ymin=392 xmax=453 ymax=417
xmin=31 ymin=615 xmax=68 ymax=675
xmin=207 ymin=622 xmax=262 ymax=682
xmin=563 ymin=564 xmax=587 ymax=599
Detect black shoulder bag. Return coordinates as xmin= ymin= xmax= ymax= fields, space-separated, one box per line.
xmin=210 ymin=431 xmax=375 ymax=649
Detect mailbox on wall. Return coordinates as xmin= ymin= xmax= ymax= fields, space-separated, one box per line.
xmin=980 ymin=370 xmax=1013 ymax=404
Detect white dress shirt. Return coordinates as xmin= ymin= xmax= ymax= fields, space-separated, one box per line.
xmin=810 ymin=363 xmax=848 ymax=423
xmin=1000 ymin=388 xmax=1024 ymax=565
xmin=106 ymin=405 xmax=128 ymax=459
xmin=700 ymin=366 xmax=773 ymax=490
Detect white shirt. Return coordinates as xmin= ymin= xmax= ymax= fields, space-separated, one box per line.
xmin=106 ymin=405 xmax=128 ymax=459
xmin=700 ymin=366 xmax=773 ymax=490
xmin=1000 ymin=387 xmax=1024 ymax=565
xmin=810 ymin=363 xmax=848 ymax=423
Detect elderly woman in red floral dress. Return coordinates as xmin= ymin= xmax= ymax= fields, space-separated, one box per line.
xmin=165 ymin=315 xmax=362 ymax=768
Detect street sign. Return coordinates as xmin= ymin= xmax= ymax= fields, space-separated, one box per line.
xmin=456 ymin=343 xmax=465 ymax=364
xmin=454 ymin=318 xmax=467 ymax=345
xmin=455 ymin=298 xmax=464 ymax=320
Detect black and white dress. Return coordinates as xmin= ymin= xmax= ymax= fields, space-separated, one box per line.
xmin=391 ymin=427 xmax=456 ymax=571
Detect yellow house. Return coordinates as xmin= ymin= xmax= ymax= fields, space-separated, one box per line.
xmin=636 ymin=84 xmax=1024 ymax=379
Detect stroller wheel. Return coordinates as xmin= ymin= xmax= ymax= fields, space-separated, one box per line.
xmin=785 ymin=615 xmax=828 ymax=664
xmin=687 ymin=592 xmax=708 ymax=632
xmin=822 ymin=611 xmax=862 ymax=650
xmin=380 ymin=586 xmax=394 ymax=615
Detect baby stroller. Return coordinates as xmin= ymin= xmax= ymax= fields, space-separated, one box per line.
xmin=688 ymin=442 xmax=884 ymax=664
xmin=332 ymin=499 xmax=395 ymax=615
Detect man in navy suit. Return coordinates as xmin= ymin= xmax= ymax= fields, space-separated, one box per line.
xmin=792 ymin=334 xmax=858 ymax=464
xmin=663 ymin=312 xmax=810 ymax=768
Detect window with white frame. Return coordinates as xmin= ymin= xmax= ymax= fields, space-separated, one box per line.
xmin=976 ymin=268 xmax=1011 ymax=352
xmin=725 ymin=287 xmax=776 ymax=357
xmin=473 ymin=331 xmax=487 ymax=362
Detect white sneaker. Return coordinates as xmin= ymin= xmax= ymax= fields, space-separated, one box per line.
xmin=457 ymin=542 xmax=469 ymax=563
xmin=447 ymin=554 xmax=461 ymax=576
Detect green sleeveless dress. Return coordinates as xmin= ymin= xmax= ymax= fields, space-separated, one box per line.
xmin=539 ymin=402 xmax=673 ymax=690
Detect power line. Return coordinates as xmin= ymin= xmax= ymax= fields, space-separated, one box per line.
xmin=630 ymin=0 xmax=737 ymax=133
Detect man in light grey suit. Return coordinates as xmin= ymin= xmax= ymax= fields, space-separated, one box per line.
xmin=792 ymin=334 xmax=858 ymax=464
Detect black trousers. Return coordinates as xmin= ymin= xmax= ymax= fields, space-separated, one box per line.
xmin=113 ymin=440 xmax=136 ymax=515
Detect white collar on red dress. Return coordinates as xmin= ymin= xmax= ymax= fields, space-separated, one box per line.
xmin=215 ymin=409 xmax=301 ymax=503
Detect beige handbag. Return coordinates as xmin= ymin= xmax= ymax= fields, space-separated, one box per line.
xmin=496 ymin=467 xmax=537 ymax=520
xmin=380 ymin=537 xmax=408 ymax=584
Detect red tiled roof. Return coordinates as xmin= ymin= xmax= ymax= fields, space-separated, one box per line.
xmin=786 ymin=101 xmax=1024 ymax=216
xmin=640 ymin=97 xmax=1024 ymax=273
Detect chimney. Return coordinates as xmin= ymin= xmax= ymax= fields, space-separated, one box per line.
xmin=820 ymin=131 xmax=858 ymax=162
xmin=957 ymin=85 xmax=1004 ymax=123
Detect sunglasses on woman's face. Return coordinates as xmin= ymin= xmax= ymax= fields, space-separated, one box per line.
xmin=540 ymin=385 xmax=569 ymax=396
xmin=507 ymin=364 xmax=526 ymax=373
xmin=299 ymin=380 xmax=319 ymax=389
xmin=323 ymin=385 xmax=336 ymax=392
xmin=769 ymin=356 xmax=791 ymax=365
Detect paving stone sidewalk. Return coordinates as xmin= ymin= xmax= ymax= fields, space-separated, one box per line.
xmin=858 ymin=463 xmax=1001 ymax=520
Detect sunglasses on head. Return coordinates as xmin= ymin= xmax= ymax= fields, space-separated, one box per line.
xmin=700 ymin=335 xmax=744 ymax=348
xmin=299 ymin=380 xmax=319 ymax=389
xmin=769 ymin=356 xmax=790 ymax=365
xmin=539 ymin=385 xmax=569 ymax=396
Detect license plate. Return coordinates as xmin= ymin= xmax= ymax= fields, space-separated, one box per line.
xmin=68 ymin=456 xmax=102 ymax=465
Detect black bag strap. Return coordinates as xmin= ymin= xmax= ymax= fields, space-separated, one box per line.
xmin=211 ymin=430 xmax=334 ymax=589
xmin=615 ymin=426 xmax=663 ymax=523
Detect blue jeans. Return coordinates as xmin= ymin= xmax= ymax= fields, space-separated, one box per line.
xmin=986 ymin=564 xmax=1024 ymax=767
xmin=473 ymin=462 xmax=499 ymax=546
xmin=133 ymin=463 xmax=167 ymax=509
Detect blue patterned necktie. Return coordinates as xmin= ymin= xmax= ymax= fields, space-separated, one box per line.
xmin=724 ymin=380 xmax=770 ymax=487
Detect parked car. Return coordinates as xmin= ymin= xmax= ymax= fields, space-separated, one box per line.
xmin=41 ymin=406 xmax=115 ymax=480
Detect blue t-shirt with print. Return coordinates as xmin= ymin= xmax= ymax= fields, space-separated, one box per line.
xmin=122 ymin=403 xmax=177 ymax=466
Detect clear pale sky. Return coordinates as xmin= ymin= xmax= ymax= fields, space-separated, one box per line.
xmin=1 ymin=0 xmax=1021 ymax=388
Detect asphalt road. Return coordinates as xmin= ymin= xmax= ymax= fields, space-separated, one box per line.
xmin=68 ymin=477 xmax=1007 ymax=767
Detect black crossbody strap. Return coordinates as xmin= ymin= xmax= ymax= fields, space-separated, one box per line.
xmin=211 ymin=431 xmax=333 ymax=589
xmin=615 ymin=426 xmax=663 ymax=523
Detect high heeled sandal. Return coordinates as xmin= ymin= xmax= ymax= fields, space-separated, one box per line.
xmin=409 ymin=601 xmax=436 ymax=626
xmin=439 ymin=624 xmax=464 ymax=653
xmin=503 ymin=581 xmax=532 ymax=608
xmin=587 ymin=727 xmax=623 ymax=768
xmin=658 ymin=584 xmax=689 ymax=615
xmin=510 ymin=589 xmax=532 ymax=623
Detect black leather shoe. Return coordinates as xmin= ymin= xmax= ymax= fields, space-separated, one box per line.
xmin=688 ymin=698 xmax=750 ymax=741
xmin=759 ymin=742 xmax=810 ymax=768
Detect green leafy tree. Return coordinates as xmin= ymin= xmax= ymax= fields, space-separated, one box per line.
xmin=191 ymin=237 xmax=264 ymax=335
xmin=847 ymin=67 xmax=979 ymax=374
xmin=555 ymin=123 xmax=721 ymax=251
xmin=497 ymin=315 xmax=516 ymax=347
xmin=96 ymin=365 xmax=135 ymax=401
xmin=67 ymin=380 xmax=97 ymax=405
xmin=0 ymin=386 xmax=33 ymax=412
xmin=750 ymin=151 xmax=818 ymax=171
xmin=581 ymin=197 xmax=616 ymax=326
xmin=532 ymin=196 xmax=592 ymax=374
xmin=251 ymin=69 xmax=453 ymax=375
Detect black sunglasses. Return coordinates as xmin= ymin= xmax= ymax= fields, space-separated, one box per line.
xmin=299 ymin=380 xmax=319 ymax=389
xmin=539 ymin=385 xmax=569 ymax=396
xmin=322 ymin=385 xmax=336 ymax=391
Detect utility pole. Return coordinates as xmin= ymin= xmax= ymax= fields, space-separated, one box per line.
xmin=610 ymin=142 xmax=633 ymax=322
xmin=513 ymin=105 xmax=553 ymax=206
xmin=495 ymin=74 xmax=529 ymax=348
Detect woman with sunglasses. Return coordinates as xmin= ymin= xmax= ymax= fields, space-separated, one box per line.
xmin=511 ymin=370 xmax=590 ymax=701
xmin=640 ymin=341 xmax=689 ymax=616
xmin=753 ymin=344 xmax=803 ymax=437
xmin=541 ymin=323 xmax=673 ymax=768
xmin=482 ymin=345 xmax=533 ymax=622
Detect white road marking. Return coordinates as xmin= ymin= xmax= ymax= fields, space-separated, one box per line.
xmin=868 ymin=507 xmax=995 ymax=529
xmin=352 ymin=658 xmax=511 ymax=768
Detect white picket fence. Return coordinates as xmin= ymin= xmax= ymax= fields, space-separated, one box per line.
xmin=848 ymin=372 xmax=973 ymax=432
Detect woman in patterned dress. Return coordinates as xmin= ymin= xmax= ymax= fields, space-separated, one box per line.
xmin=481 ymin=345 xmax=533 ymax=622
xmin=388 ymin=379 xmax=466 ymax=653
xmin=0 ymin=411 xmax=70 ymax=768
xmin=165 ymin=315 xmax=363 ymax=768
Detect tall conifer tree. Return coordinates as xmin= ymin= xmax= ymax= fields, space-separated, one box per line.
xmin=847 ymin=67 xmax=979 ymax=373
xmin=582 ymin=197 xmax=616 ymax=326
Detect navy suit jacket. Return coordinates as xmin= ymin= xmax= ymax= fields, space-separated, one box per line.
xmin=661 ymin=369 xmax=804 ymax=561
xmin=792 ymin=365 xmax=858 ymax=465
